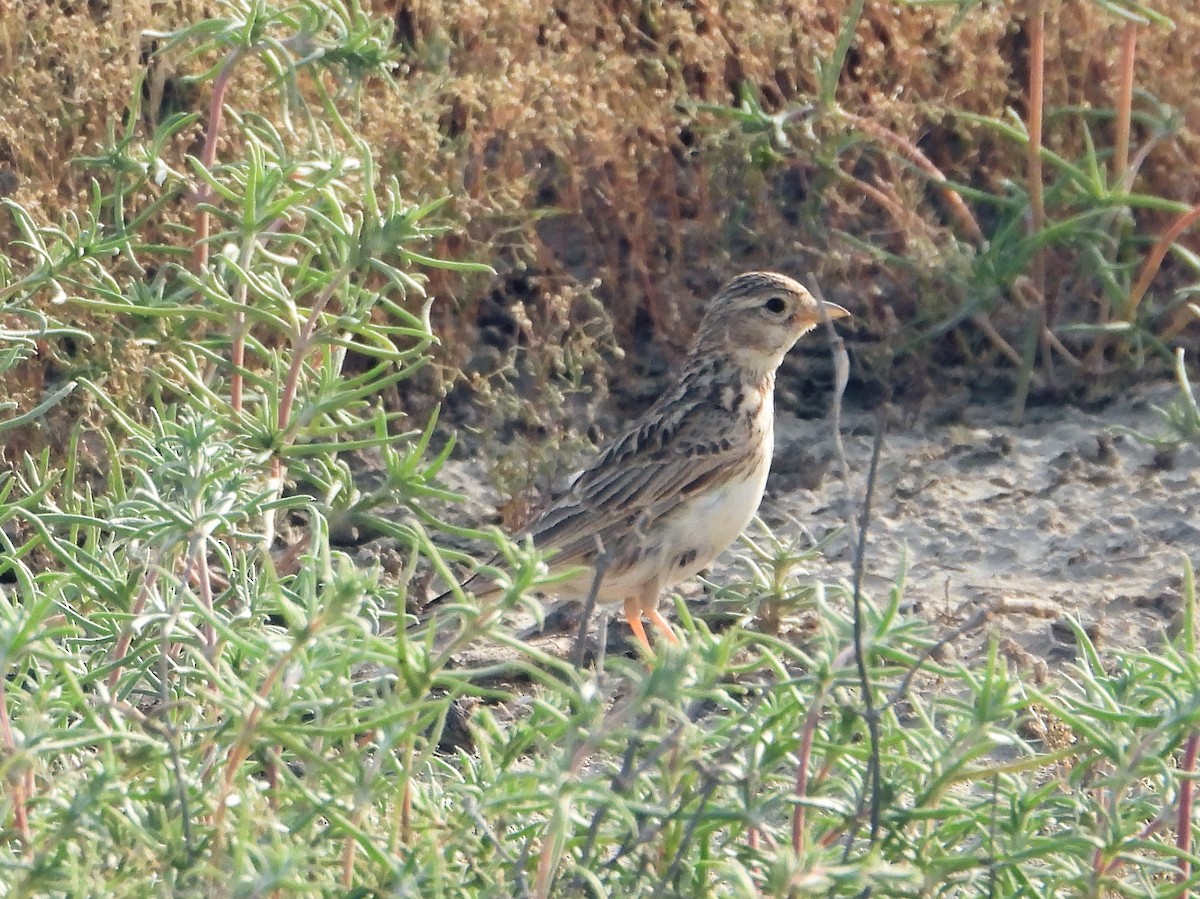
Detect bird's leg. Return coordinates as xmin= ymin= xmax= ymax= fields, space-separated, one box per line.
xmin=645 ymin=606 xmax=680 ymax=645
xmin=623 ymin=596 xmax=653 ymax=654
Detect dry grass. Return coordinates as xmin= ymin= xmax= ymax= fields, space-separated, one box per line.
xmin=2 ymin=0 xmax=1199 ymax=465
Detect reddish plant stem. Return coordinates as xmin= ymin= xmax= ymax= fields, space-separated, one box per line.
xmin=208 ymin=632 xmax=311 ymax=867
xmin=341 ymin=831 xmax=357 ymax=889
xmin=1096 ymin=818 xmax=1169 ymax=887
xmin=1113 ymin=23 xmax=1137 ymax=185
xmin=791 ymin=688 xmax=825 ymax=856
xmin=841 ymin=168 xmax=926 ymax=236
xmin=1179 ymin=730 xmax=1200 ymax=888
xmin=263 ymin=266 xmax=352 ymax=539
xmin=1129 ymin=204 xmax=1200 ymax=328
xmin=1026 ymin=0 xmax=1047 ymax=311
xmin=838 ymin=111 xmax=985 ymax=245
xmin=192 ymin=48 xmax=244 ymax=272
xmin=0 ymin=679 xmax=33 ymax=854
xmin=277 ymin=270 xmax=349 ymax=434
xmin=792 ymin=646 xmax=854 ymax=856
xmin=108 ymin=564 xmax=162 ymax=690
xmin=400 ymin=775 xmax=413 ymax=847
xmin=1087 ymin=204 xmax=1200 ymax=366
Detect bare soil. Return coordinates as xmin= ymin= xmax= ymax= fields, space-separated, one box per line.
xmin=771 ymin=382 xmax=1198 ymax=671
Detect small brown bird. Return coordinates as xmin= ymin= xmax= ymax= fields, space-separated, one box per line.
xmin=433 ymin=272 xmax=849 ymax=652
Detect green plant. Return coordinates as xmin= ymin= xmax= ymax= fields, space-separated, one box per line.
xmin=6 ymin=2 xmax=1200 ymax=896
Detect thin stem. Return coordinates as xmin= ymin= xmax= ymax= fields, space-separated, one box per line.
xmin=193 ymin=47 xmax=245 ymax=272
xmin=804 ymin=276 xmax=850 ymax=485
xmin=838 ymin=111 xmax=985 ymax=245
xmin=573 ymin=541 xmax=610 ymax=669
xmin=1128 ymin=204 xmax=1200 ymax=325
xmin=229 ymin=232 xmax=257 ymax=414
xmin=1020 ymin=0 xmax=1049 ymax=417
xmin=209 ymin=628 xmax=314 ymax=867
xmin=107 ymin=563 xmax=162 ymax=690
xmin=1178 ymin=730 xmax=1199 ymax=888
xmin=264 ymin=262 xmax=353 ymax=542
xmin=792 ymin=690 xmax=824 ymax=856
xmin=191 ymin=534 xmax=217 ymax=652
xmin=792 ymin=646 xmax=854 ymax=856
xmin=277 ymin=265 xmax=352 ymax=432
xmin=852 ymin=409 xmax=888 ymax=845
xmin=1113 ymin=23 xmax=1137 ymax=186
xmin=1026 ymin=0 xmax=1046 ymax=309
xmin=0 ymin=679 xmax=33 ymax=854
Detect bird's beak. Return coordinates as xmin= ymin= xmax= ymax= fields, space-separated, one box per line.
xmin=793 ymin=302 xmax=851 ymax=327
xmin=819 ymin=302 xmax=851 ymax=321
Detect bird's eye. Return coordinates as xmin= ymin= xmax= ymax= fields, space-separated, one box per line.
xmin=763 ymin=296 xmax=787 ymax=315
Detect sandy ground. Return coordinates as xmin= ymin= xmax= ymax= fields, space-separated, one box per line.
xmin=763 ymin=382 xmax=1200 ymax=669
xmin=426 ymin=381 xmax=1200 ymax=672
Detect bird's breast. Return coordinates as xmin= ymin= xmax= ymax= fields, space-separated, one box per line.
xmin=672 ymin=441 xmax=772 ymax=571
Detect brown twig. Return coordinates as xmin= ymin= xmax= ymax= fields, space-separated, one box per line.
xmin=1017 ymin=0 xmax=1050 ymax=416
xmin=884 ymin=605 xmax=995 ymax=712
xmin=809 ymin=273 xmax=888 ymax=845
xmin=972 ymin=312 xmax=1035 ymax=374
xmin=572 ymin=539 xmax=610 ymax=669
xmin=839 ymin=168 xmax=928 ymax=239
xmin=805 ymin=276 xmax=850 ymax=486
xmin=852 ymin=408 xmax=888 ymax=844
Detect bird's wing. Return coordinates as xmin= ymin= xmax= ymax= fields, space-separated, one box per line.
xmin=421 ymin=444 xmax=728 ymax=612
xmin=524 ymin=391 xmax=751 ymax=571
xmin=423 ymin=374 xmax=758 ymax=608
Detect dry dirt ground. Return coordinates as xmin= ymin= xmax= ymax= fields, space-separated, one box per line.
xmin=767 ymin=382 xmax=1199 ymax=672
xmin=427 ymin=380 xmax=1199 ymax=674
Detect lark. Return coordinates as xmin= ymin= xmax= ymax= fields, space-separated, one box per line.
xmin=434 ymin=272 xmax=849 ymax=652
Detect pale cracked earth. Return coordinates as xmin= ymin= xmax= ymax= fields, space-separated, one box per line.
xmin=763 ymin=380 xmax=1200 ymax=671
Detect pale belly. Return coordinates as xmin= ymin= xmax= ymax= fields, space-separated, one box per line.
xmin=581 ymin=447 xmax=773 ymax=601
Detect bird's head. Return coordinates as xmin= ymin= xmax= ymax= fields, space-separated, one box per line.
xmin=691 ymin=272 xmax=850 ymax=373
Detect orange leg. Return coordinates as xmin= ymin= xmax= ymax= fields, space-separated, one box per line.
xmin=645 ymin=607 xmax=680 ymax=645
xmin=623 ymin=597 xmax=654 ymax=654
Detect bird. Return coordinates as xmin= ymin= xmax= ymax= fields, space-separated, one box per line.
xmin=429 ymin=271 xmax=850 ymax=653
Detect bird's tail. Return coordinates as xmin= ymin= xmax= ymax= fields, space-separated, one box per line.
xmin=417 ymin=568 xmax=504 ymax=623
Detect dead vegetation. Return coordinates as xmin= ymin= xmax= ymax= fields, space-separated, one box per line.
xmin=2 ymin=1 xmax=1199 ymax=478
